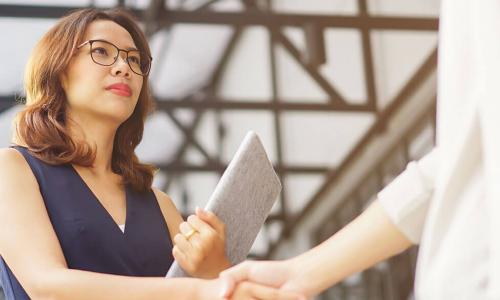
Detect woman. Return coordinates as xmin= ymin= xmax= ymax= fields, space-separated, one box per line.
xmin=0 ymin=8 xmax=300 ymax=300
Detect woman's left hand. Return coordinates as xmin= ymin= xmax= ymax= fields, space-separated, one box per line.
xmin=173 ymin=207 xmax=231 ymax=279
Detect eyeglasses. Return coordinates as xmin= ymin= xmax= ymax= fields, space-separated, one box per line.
xmin=76 ymin=39 xmax=152 ymax=76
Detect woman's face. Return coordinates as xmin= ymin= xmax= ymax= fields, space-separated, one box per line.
xmin=61 ymin=20 xmax=144 ymax=125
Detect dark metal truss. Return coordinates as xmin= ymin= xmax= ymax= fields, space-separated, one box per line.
xmin=0 ymin=1 xmax=438 ymax=257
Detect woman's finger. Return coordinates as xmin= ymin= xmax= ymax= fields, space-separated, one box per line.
xmin=179 ymin=221 xmax=196 ymax=237
xmin=179 ymin=221 xmax=205 ymax=254
xmin=187 ymin=214 xmax=215 ymax=236
xmin=172 ymin=245 xmax=191 ymax=269
xmin=173 ymin=245 xmax=201 ymax=274
xmin=173 ymin=233 xmax=195 ymax=256
xmin=196 ymin=207 xmax=225 ymax=235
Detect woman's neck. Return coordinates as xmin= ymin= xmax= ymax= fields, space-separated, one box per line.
xmin=67 ymin=114 xmax=118 ymax=175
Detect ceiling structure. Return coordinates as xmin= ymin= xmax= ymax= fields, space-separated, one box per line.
xmin=0 ymin=0 xmax=439 ymax=258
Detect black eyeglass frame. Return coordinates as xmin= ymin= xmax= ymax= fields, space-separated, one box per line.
xmin=76 ymin=39 xmax=152 ymax=76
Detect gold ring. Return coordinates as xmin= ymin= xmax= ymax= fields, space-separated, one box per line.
xmin=184 ymin=228 xmax=197 ymax=240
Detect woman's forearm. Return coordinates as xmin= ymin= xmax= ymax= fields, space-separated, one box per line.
xmin=37 ymin=268 xmax=218 ymax=300
xmin=287 ymin=200 xmax=413 ymax=297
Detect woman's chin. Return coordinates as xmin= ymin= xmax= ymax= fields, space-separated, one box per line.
xmin=106 ymin=102 xmax=136 ymax=117
xmin=95 ymin=108 xmax=135 ymax=125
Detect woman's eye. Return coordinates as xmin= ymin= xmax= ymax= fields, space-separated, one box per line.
xmin=92 ymin=47 xmax=108 ymax=55
xmin=128 ymin=56 xmax=140 ymax=65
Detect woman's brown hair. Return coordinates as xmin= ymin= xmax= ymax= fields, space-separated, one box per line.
xmin=15 ymin=8 xmax=156 ymax=192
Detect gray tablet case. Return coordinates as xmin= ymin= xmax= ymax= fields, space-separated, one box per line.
xmin=166 ymin=131 xmax=282 ymax=278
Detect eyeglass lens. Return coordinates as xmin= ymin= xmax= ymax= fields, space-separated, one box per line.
xmin=89 ymin=40 xmax=150 ymax=76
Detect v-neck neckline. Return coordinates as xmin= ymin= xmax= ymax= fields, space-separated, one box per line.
xmin=69 ymin=164 xmax=129 ymax=235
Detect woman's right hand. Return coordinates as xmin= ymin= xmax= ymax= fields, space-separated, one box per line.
xmin=197 ymin=278 xmax=305 ymax=300
xmin=219 ymin=260 xmax=308 ymax=299
xmin=227 ymin=281 xmax=305 ymax=300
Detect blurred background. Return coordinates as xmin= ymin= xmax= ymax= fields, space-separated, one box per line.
xmin=0 ymin=0 xmax=439 ymax=299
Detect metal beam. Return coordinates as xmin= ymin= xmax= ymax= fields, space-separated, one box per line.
xmin=358 ymin=0 xmax=378 ymax=109
xmin=275 ymin=32 xmax=346 ymax=105
xmin=161 ymin=28 xmax=244 ymax=191
xmin=0 ymin=5 xmax=439 ymax=31
xmin=1 ymin=95 xmax=375 ymax=113
xmin=163 ymin=109 xmax=217 ymax=163
xmin=155 ymin=98 xmax=373 ymax=112
xmin=160 ymin=11 xmax=439 ymax=30
xmin=158 ymin=162 xmax=329 ymax=174
xmin=0 ymin=5 xmax=104 ymax=19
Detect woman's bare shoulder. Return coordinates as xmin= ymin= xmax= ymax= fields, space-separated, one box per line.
xmin=0 ymin=148 xmax=37 ymax=184
xmin=0 ymin=147 xmax=29 ymax=169
xmin=152 ymin=187 xmax=175 ymax=207
xmin=152 ymin=187 xmax=183 ymax=235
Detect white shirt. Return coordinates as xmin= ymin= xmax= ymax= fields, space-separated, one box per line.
xmin=378 ymin=1 xmax=500 ymax=299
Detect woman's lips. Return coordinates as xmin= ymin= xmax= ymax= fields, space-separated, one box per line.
xmin=106 ymin=83 xmax=132 ymax=97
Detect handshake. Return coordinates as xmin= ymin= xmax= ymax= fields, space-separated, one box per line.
xmin=214 ymin=259 xmax=309 ymax=300
xmin=170 ymin=207 xmax=311 ymax=300
xmin=174 ymin=201 xmax=408 ymax=300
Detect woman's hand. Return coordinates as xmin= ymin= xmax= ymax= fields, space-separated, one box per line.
xmin=173 ymin=207 xmax=231 ymax=279
xmin=228 ymin=281 xmax=306 ymax=300
xmin=220 ymin=260 xmax=306 ymax=299
xmin=194 ymin=278 xmax=304 ymax=300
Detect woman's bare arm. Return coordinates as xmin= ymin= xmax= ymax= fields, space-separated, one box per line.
xmin=0 ymin=149 xmax=220 ymax=300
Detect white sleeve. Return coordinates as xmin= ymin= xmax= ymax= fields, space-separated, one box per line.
xmin=377 ymin=147 xmax=439 ymax=244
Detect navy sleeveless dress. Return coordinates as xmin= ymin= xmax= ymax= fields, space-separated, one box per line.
xmin=0 ymin=146 xmax=174 ymax=299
